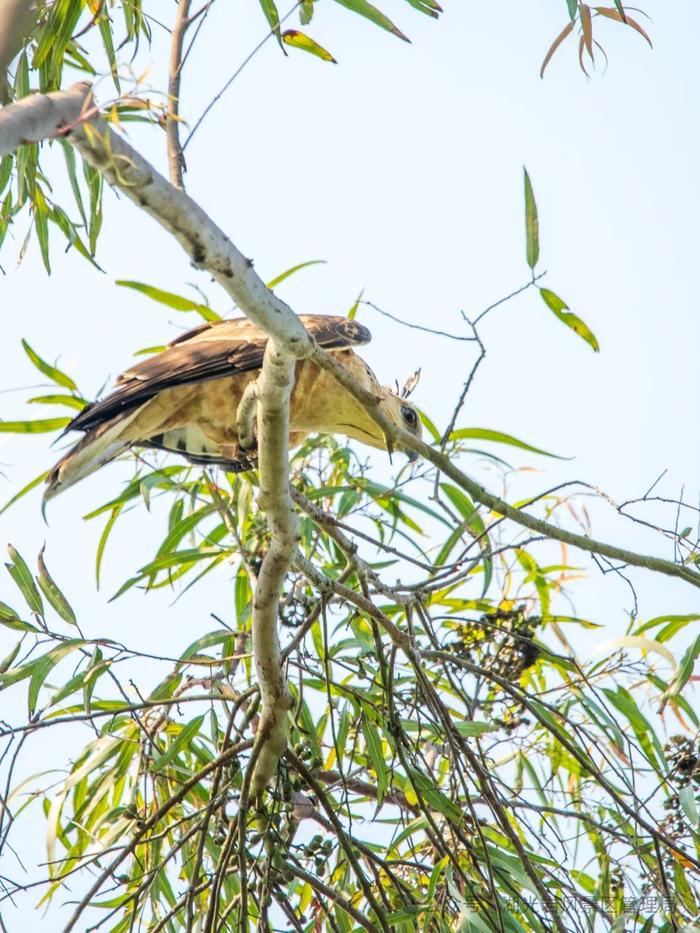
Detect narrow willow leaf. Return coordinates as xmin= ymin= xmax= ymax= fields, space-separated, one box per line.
xmin=523 ymin=168 xmax=539 ymax=269
xmin=37 ymin=548 xmax=77 ymax=624
xmin=148 ymin=672 xmax=182 ymax=702
xmin=0 ymin=470 xmax=49 ymax=517
xmin=266 ymin=259 xmax=326 ymax=288
xmin=540 ymin=287 xmax=600 ymax=351
xmin=664 ymin=635 xmax=700 ymax=703
xmin=592 ymin=635 xmax=676 ymax=670
xmin=405 ymin=765 xmax=462 ymax=824
xmin=540 ymin=21 xmax=574 ymax=78
xmin=679 ymin=784 xmax=699 ymax=827
xmin=455 ymin=720 xmax=497 ymax=738
xmin=257 ymin=0 xmax=283 ymax=43
xmin=0 ymin=641 xmax=21 ymax=674
xmin=151 ymin=715 xmax=205 ymax=771
xmin=28 ymin=641 xmax=85 ymax=715
xmin=362 ymin=719 xmax=388 ymax=803
xmin=580 ymin=4 xmax=594 ymax=61
xmin=33 ymin=187 xmax=51 ymax=273
xmin=0 ymin=418 xmax=71 ymax=434
xmin=299 ymin=0 xmax=314 ymax=23
xmin=282 ymin=30 xmax=337 ymax=61
xmin=22 ymin=340 xmax=78 ymax=390
xmin=449 ymin=427 xmax=564 ymax=458
xmin=178 ymin=630 xmax=233 ymax=665
xmin=402 ymin=0 xmax=441 ymax=18
xmin=28 ymin=394 xmax=87 ymax=411
xmin=115 ymin=281 xmax=220 ymax=321
xmin=6 ymin=545 xmax=43 ymax=616
xmin=595 ymin=7 xmax=652 ymax=46
xmin=333 ymin=0 xmax=409 ymax=41
xmin=439 ymin=484 xmax=492 ymax=593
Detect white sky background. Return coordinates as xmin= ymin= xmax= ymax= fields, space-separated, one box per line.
xmin=0 ymin=1 xmax=699 ymax=927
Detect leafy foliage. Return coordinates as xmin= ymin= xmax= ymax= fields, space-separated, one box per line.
xmin=1 ymin=3 xmax=694 ymax=932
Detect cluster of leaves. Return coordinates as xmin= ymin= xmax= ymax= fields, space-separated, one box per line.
xmin=1 ymin=433 xmax=699 ymax=931
xmin=542 ymin=4 xmax=653 ymax=78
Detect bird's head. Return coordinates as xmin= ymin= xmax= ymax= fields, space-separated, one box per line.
xmin=376 ymin=391 xmax=422 ymax=460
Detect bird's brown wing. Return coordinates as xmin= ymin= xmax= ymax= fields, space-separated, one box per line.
xmin=67 ymin=315 xmax=371 ymax=434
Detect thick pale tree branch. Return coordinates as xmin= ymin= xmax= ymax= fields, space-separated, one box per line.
xmin=0 ymin=82 xmax=91 ymax=157
xmin=5 ymin=91 xmax=693 ymax=589
xmin=0 ymin=0 xmax=40 ymax=103
xmin=2 ymin=89 xmax=696 ymax=821
xmin=249 ymin=342 xmax=296 ymax=796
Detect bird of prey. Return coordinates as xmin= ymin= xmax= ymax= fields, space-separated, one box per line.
xmin=45 ymin=314 xmax=422 ymax=500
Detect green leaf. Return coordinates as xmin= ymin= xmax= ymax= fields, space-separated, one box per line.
xmin=362 ymin=718 xmax=389 ymax=804
xmin=540 ymin=287 xmax=600 ymax=352
xmin=0 ymin=418 xmax=71 ymax=434
xmin=28 ymin=641 xmax=85 ymax=715
xmin=6 ymin=545 xmax=43 ymax=616
xmin=405 ymin=765 xmax=462 ymax=824
xmin=299 ymin=0 xmax=314 ymax=23
xmin=96 ymin=507 xmax=121 ymax=588
xmin=282 ymin=30 xmax=337 ymax=62
xmin=151 ymin=715 xmax=205 ymax=771
xmin=33 ymin=187 xmax=51 ymax=273
xmin=439 ymin=483 xmax=492 ymax=594
xmin=257 ymin=0 xmax=283 ymax=43
xmin=28 ymin=394 xmax=87 ymax=411
xmin=332 ymin=0 xmax=409 ymax=41
xmin=665 ymin=635 xmax=700 ymax=702
xmin=266 ymin=259 xmax=327 ymax=289
xmin=455 ymin=720 xmax=497 ymax=738
xmin=115 ymin=281 xmax=221 ymax=322
xmin=523 ymin=168 xmax=539 ymax=269
xmin=347 ymin=288 xmax=364 ymax=321
xmin=22 ymin=340 xmax=78 ymax=390
xmin=37 ymin=548 xmax=77 ymax=625
xmin=449 ymin=427 xmax=564 ymax=459
xmin=0 ymin=470 xmax=50 ymax=517
xmin=178 ymin=629 xmax=234 ymax=666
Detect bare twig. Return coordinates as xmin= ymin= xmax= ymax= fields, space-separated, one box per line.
xmin=166 ymin=0 xmax=192 ymax=188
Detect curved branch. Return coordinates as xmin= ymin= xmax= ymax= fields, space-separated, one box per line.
xmin=249 ymin=341 xmax=296 ymax=796
xmin=310 ymin=349 xmax=700 ymax=589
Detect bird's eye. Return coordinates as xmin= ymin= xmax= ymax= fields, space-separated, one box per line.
xmin=401 ymin=405 xmax=418 ymax=428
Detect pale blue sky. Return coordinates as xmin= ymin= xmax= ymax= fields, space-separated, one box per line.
xmin=0 ymin=2 xmax=698 ymax=926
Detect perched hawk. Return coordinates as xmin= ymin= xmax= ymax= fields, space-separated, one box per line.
xmin=45 ymin=314 xmax=421 ymax=500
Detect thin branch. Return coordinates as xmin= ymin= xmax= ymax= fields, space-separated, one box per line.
xmin=166 ymin=0 xmax=192 ymax=188
xmin=310 ymin=348 xmax=700 ymax=589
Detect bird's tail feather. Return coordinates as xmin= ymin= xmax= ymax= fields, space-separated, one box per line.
xmin=44 ymin=411 xmax=139 ymax=503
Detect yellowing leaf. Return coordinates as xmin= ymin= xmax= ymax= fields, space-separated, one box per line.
xmin=282 ymin=30 xmax=337 ymax=63
xmin=595 ymin=7 xmax=653 ymax=47
xmin=540 ymin=287 xmax=600 ymax=352
xmin=592 ymin=635 xmax=677 ymax=670
xmin=540 ymin=22 xmax=574 ymax=78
